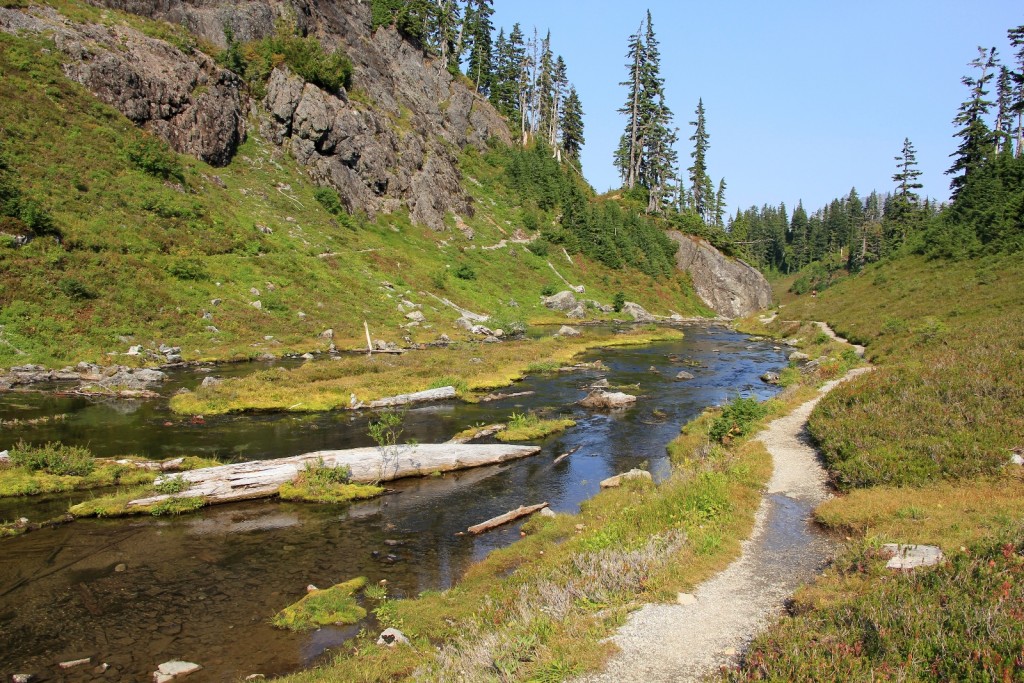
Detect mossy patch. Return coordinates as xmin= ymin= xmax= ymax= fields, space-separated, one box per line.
xmin=272 ymin=577 xmax=368 ymax=631
xmin=496 ymin=413 xmax=576 ymax=442
xmin=278 ymin=480 xmax=383 ymax=504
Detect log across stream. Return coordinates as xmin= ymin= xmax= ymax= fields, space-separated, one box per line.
xmin=127 ymin=444 xmax=541 ymax=508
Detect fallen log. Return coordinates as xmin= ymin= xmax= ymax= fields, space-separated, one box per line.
xmin=552 ymin=446 xmax=581 ymax=465
xmin=362 ymin=386 xmax=456 ymax=409
xmin=125 ymin=443 xmax=540 ymax=509
xmin=467 ymin=502 xmax=549 ymax=535
xmin=478 ymin=390 xmax=536 ymax=403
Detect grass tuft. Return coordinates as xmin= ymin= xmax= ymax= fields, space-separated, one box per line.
xmin=272 ymin=577 xmax=368 ymax=631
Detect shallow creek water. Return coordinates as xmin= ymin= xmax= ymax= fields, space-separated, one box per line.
xmin=0 ymin=325 xmax=788 ymax=682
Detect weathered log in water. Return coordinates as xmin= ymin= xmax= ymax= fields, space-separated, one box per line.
xmin=125 ymin=443 xmax=540 ymax=509
xmin=361 ymin=386 xmax=456 ymax=409
xmin=467 ymin=502 xmax=549 ymax=534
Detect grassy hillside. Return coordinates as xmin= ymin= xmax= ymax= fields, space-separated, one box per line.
xmin=730 ymin=252 xmax=1024 ymax=681
xmin=0 ymin=28 xmax=708 ymax=369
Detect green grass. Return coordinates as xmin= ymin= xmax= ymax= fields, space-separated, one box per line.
xmin=725 ymin=252 xmax=1024 ymax=682
xmin=495 ymin=412 xmax=575 ymax=442
xmin=169 ymin=328 xmax=684 ymax=414
xmin=0 ymin=26 xmax=708 ymax=371
xmin=278 ymin=457 xmax=384 ymax=503
xmin=272 ymin=577 xmax=368 ymax=631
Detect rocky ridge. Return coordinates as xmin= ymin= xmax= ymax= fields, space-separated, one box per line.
xmin=0 ymin=0 xmax=510 ymax=229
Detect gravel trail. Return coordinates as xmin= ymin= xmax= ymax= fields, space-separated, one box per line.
xmin=580 ymin=362 xmax=872 ymax=683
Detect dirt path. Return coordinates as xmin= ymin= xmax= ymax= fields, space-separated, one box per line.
xmin=581 ymin=358 xmax=872 ymax=683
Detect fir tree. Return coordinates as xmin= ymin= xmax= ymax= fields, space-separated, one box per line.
xmin=893 ymin=137 xmax=924 ymax=202
xmin=995 ymin=66 xmax=1014 ymax=154
xmin=688 ymin=99 xmax=711 ymax=220
xmin=947 ymin=46 xmax=997 ymax=198
xmin=464 ymin=0 xmax=494 ymax=94
xmin=615 ymin=23 xmax=645 ymax=188
xmin=560 ymin=86 xmax=585 ymax=163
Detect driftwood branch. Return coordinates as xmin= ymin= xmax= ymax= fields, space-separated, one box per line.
xmin=467 ymin=502 xmax=549 ymax=535
xmin=552 ymin=446 xmax=581 ymax=465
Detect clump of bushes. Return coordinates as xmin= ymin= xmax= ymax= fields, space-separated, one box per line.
xmin=709 ymin=397 xmax=768 ymax=443
xmin=8 ymin=441 xmax=94 ymax=476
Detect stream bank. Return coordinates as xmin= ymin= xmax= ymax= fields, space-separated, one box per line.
xmin=0 ymin=325 xmax=787 ymax=682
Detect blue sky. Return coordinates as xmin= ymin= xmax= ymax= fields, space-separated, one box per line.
xmin=492 ymin=1 xmax=1023 ymax=216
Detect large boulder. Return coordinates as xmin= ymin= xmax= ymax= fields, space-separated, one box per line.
xmin=622 ymin=302 xmax=655 ymax=323
xmin=579 ymin=389 xmax=637 ymax=410
xmin=542 ymin=290 xmax=579 ymax=312
xmin=667 ymin=232 xmax=772 ymax=318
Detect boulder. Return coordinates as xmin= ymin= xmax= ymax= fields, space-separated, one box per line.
xmin=406 ymin=310 xmax=425 ymax=322
xmin=454 ymin=317 xmax=474 ymax=331
xmin=599 ymin=469 xmax=653 ymax=488
xmin=622 ymin=302 xmax=655 ymax=323
xmin=377 ymin=628 xmax=411 ymax=648
xmin=542 ymin=290 xmax=579 ymax=312
xmin=667 ymin=232 xmax=772 ymax=318
xmin=675 ymin=371 xmax=694 ymax=381
xmin=789 ymin=351 xmax=810 ymax=362
xmin=566 ymin=304 xmax=587 ymax=319
xmin=482 ymin=335 xmax=501 ymax=343
xmin=319 ymin=329 xmax=334 ymax=340
xmin=250 ymin=300 xmax=262 ymax=310
xmin=881 ymin=544 xmax=944 ymax=571
xmin=579 ymin=389 xmax=637 ymax=410
xmin=200 ymin=376 xmax=222 ymax=388
xmin=557 ymin=325 xmax=581 ymax=337
xmin=760 ymin=371 xmax=780 ymax=384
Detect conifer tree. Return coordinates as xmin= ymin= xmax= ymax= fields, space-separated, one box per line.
xmin=560 ymin=86 xmax=585 ymax=163
xmin=429 ymin=0 xmax=462 ymax=73
xmin=464 ymin=0 xmax=494 ymax=94
xmin=893 ymin=137 xmax=924 ymax=202
xmin=688 ymin=99 xmax=711 ymax=220
xmin=948 ymin=46 xmax=997 ymax=198
xmin=615 ymin=23 xmax=645 ymax=188
xmin=1008 ymin=25 xmax=1024 ymax=156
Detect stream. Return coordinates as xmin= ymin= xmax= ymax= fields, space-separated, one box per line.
xmin=0 ymin=325 xmax=789 ymax=682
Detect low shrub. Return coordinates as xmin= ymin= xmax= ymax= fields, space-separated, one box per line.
xmin=9 ymin=441 xmax=94 ymax=476
xmin=709 ymin=397 xmax=768 ymax=443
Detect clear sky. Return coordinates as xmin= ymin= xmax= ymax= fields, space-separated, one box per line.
xmin=492 ymin=1 xmax=1023 ymax=216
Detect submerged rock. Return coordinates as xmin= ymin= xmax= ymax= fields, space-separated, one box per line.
xmin=760 ymin=371 xmax=780 ymax=384
xmin=153 ymin=660 xmax=202 ymax=682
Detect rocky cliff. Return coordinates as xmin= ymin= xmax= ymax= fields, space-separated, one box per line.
xmin=0 ymin=0 xmax=510 ymax=229
xmin=667 ymin=232 xmax=772 ymax=318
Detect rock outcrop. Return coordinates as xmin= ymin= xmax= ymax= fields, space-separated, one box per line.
xmin=667 ymin=232 xmax=772 ymax=318
xmin=91 ymin=0 xmax=512 ymax=229
xmin=2 ymin=1 xmax=510 ymax=229
xmin=0 ymin=6 xmax=245 ymax=166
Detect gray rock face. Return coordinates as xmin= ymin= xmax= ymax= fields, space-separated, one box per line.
xmin=667 ymin=232 xmax=772 ymax=318
xmin=542 ymin=291 xmax=579 ymax=312
xmin=622 ymin=302 xmax=655 ymax=323
xmin=0 ymin=6 xmax=245 ymax=166
xmin=87 ymin=1 xmax=510 ymax=229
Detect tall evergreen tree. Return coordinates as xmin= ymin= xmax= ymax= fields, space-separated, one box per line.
xmin=995 ymin=66 xmax=1015 ymax=154
xmin=947 ymin=46 xmax=997 ymax=198
xmin=893 ymin=137 xmax=924 ymax=202
xmin=464 ymin=0 xmax=494 ymax=94
xmin=688 ymin=99 xmax=711 ymax=220
xmin=615 ymin=23 xmax=645 ymax=188
xmin=1008 ymin=25 xmax=1024 ymax=156
xmin=560 ymin=86 xmax=585 ymax=163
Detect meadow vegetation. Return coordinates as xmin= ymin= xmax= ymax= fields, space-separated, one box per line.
xmin=272 ymin=577 xmax=369 ymax=632
xmin=495 ymin=411 xmax=575 ymax=442
xmin=725 ymin=252 xmax=1024 ymax=681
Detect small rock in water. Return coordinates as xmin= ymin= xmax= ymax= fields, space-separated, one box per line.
xmin=114 ymin=563 xmax=127 ymax=572
xmin=11 ymin=675 xmax=35 ymax=683
xmin=306 ymin=584 xmax=318 ymax=593
xmin=153 ymin=660 xmax=201 ymax=682
xmin=59 ymin=658 xmax=91 ymax=670
xmin=377 ymin=628 xmax=411 ymax=647
xmin=675 ymin=370 xmax=694 ymax=381
xmin=301 ymin=353 xmax=314 ymax=360
xmin=245 ymin=676 xmax=266 ymax=682
xmin=760 ymin=371 xmax=780 ymax=384
xmin=539 ymin=507 xmax=556 ymax=518
xmin=557 ymin=325 xmax=581 ymax=337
